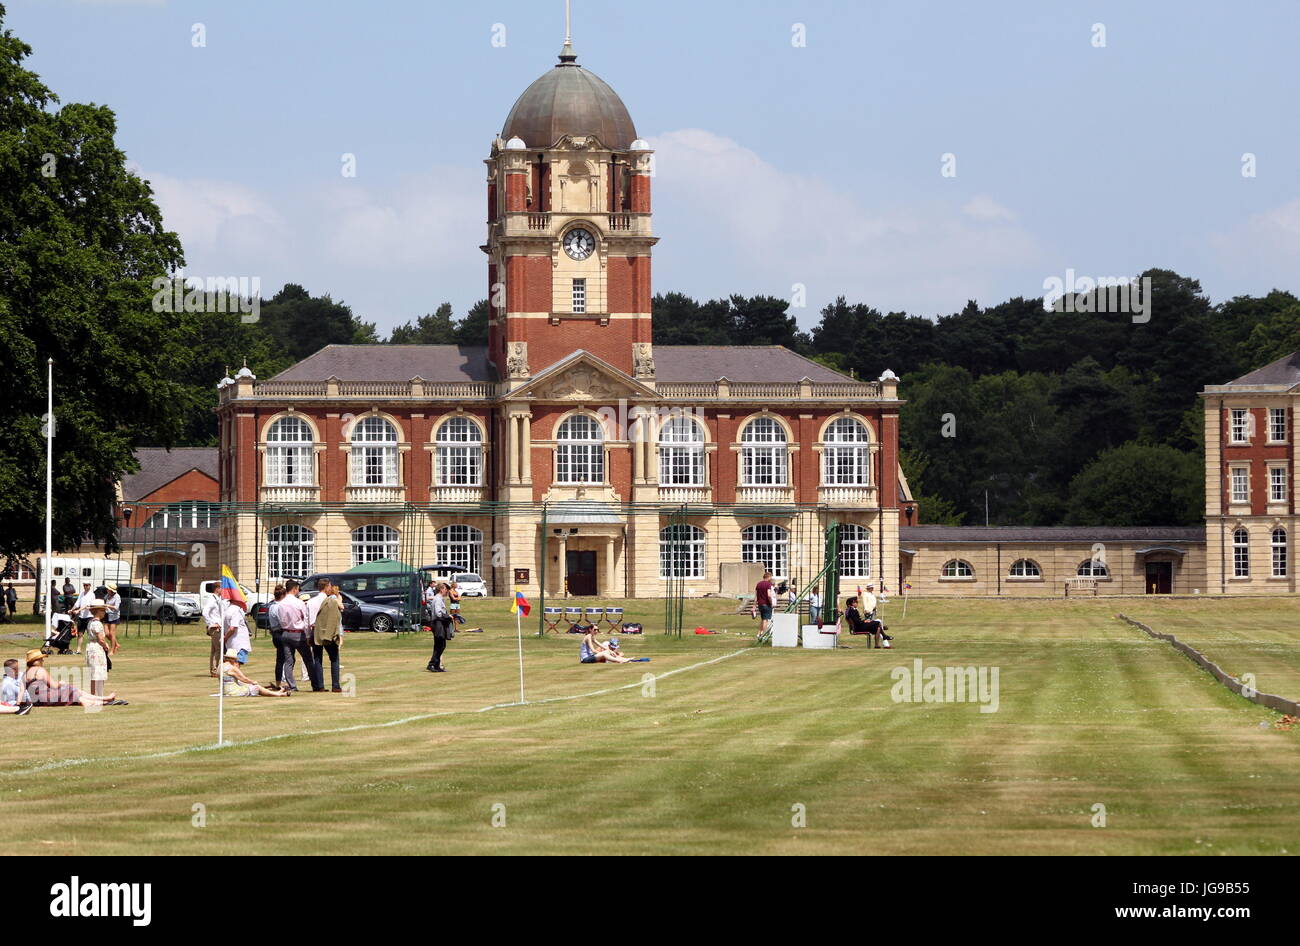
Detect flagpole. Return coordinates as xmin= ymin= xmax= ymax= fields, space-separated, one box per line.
xmin=217 ymin=657 xmax=224 ymax=745
xmin=515 ymin=601 xmax=525 ymax=704
xmin=43 ymin=358 xmax=52 ymax=637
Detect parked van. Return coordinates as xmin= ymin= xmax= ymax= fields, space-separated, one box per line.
xmin=36 ymin=557 xmax=130 ymax=610
xmin=297 ymin=569 xmax=422 ymax=622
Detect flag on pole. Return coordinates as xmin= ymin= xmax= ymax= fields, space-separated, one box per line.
xmin=511 ymin=588 xmax=531 ymax=617
xmin=218 ymin=565 xmax=247 ymax=609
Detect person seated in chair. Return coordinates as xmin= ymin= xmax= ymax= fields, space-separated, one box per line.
xmin=844 ymin=596 xmax=889 ymax=649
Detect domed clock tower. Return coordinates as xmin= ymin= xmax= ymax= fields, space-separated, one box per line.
xmin=484 ymin=38 xmax=656 ymax=382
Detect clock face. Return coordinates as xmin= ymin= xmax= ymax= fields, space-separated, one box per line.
xmin=563 ymin=228 xmax=596 ymax=261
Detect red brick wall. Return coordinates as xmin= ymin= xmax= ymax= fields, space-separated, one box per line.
xmin=505 ymin=256 xmax=552 ymax=314
xmin=504 ymin=172 xmax=527 ymax=212
xmin=518 ymin=319 xmax=636 ymax=375
xmin=1221 ymin=406 xmax=1292 ymax=515
xmin=128 ymin=468 xmax=219 ymax=523
xmin=880 ymin=413 xmax=899 ymax=509
xmin=607 ymin=255 xmax=651 ymax=315
xmin=630 ymin=174 xmax=651 ymax=213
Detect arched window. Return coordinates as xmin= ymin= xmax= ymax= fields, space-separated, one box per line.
xmin=267 ymin=524 xmax=315 ymax=578
xmin=839 ymin=524 xmax=873 ymax=579
xmin=1008 ymin=559 xmax=1041 ymax=578
xmin=265 ymin=416 xmax=314 ymax=486
xmin=658 ymin=415 xmax=705 ymax=486
xmin=436 ymin=524 xmax=483 ymax=574
xmin=1272 ymin=528 xmax=1288 ymax=578
xmin=1077 ymin=559 xmax=1109 ymax=578
xmin=942 ymin=559 xmax=974 ymax=579
xmin=660 ymin=524 xmax=705 ymax=579
xmin=742 ymin=524 xmax=789 ymax=578
xmin=352 ymin=524 xmax=399 ymax=565
xmin=435 ymin=417 xmax=483 ymax=487
xmin=823 ymin=417 xmax=871 ymax=486
xmin=351 ymin=416 xmax=399 ymax=486
xmin=741 ymin=417 xmax=787 ymax=486
xmin=556 ymin=415 xmax=604 ymax=484
xmin=1233 ymin=527 xmax=1250 ymax=578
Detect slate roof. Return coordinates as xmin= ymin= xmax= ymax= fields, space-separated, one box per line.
xmin=899 ymin=526 xmax=1205 ymax=545
xmin=269 ymin=345 xmax=491 ymax=383
xmin=1224 ymin=350 xmax=1300 ymax=388
xmin=265 ymin=345 xmax=857 ymax=385
xmin=121 ymin=448 xmax=219 ymax=502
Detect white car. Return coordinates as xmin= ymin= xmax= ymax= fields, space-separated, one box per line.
xmin=453 ymin=573 xmax=488 ymax=596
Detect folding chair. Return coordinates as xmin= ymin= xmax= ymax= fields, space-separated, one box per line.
xmin=603 ymin=607 xmax=624 ymax=633
xmin=564 ymin=606 xmax=585 ymax=633
xmin=587 ymin=607 xmax=606 ymax=628
xmin=542 ymin=607 xmax=565 ymax=634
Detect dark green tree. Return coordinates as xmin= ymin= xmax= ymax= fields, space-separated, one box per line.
xmin=0 ymin=3 xmax=186 ymax=561
xmin=1064 ymin=443 xmax=1203 ymax=526
xmin=388 ymin=302 xmax=456 ymax=344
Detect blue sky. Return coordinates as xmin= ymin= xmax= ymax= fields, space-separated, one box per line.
xmin=8 ymin=0 xmax=1300 ymax=331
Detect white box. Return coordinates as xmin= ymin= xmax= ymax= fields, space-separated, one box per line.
xmin=770 ymin=613 xmax=800 ymax=647
xmin=802 ymin=624 xmax=836 ymax=649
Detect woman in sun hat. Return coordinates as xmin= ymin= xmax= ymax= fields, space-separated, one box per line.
xmin=220 ymin=648 xmax=290 ymax=698
xmin=103 ymin=583 xmax=122 ymax=655
xmin=23 ymin=650 xmax=123 ymax=706
xmin=84 ymin=599 xmax=111 ymax=697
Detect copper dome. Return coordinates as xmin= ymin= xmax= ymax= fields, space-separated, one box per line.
xmin=501 ymin=45 xmax=637 ymax=150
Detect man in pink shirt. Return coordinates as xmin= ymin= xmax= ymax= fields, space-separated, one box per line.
xmin=275 ymin=580 xmax=321 ymax=691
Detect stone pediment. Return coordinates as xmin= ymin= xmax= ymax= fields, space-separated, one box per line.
xmin=506 ymin=350 xmax=657 ymax=402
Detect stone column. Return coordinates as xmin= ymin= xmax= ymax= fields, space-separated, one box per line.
xmin=521 ymin=414 xmax=532 ymax=484
xmin=557 ymin=534 xmax=568 ymax=598
xmin=507 ymin=415 xmax=519 ymax=484
xmin=604 ymin=536 xmax=617 ymax=597
xmin=632 ymin=411 xmax=645 ymax=483
xmin=644 ymin=412 xmax=659 ymax=484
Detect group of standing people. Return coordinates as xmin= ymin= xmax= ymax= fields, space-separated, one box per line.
xmin=204 ymin=579 xmax=345 ymax=695
xmin=42 ymin=581 xmax=123 ymax=656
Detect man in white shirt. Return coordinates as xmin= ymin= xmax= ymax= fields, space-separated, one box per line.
xmin=202 ymin=588 xmax=225 ymax=677
xmin=73 ymin=582 xmax=95 ymax=654
xmin=221 ymin=597 xmax=252 ymax=664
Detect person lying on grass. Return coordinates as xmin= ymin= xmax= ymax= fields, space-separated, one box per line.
xmin=220 ymin=649 xmax=291 ymax=698
xmin=579 ymin=628 xmax=638 ymax=664
xmin=23 ymin=651 xmax=125 ymax=706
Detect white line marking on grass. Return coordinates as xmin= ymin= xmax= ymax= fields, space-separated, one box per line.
xmin=10 ymin=648 xmax=749 ymax=777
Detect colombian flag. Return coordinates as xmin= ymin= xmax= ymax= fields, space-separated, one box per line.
xmin=218 ymin=565 xmax=247 ymax=609
xmin=510 ymin=588 xmax=531 ymax=617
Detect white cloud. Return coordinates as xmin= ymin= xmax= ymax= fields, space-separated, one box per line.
xmin=1207 ymin=198 xmax=1300 ymax=286
xmin=648 ymin=129 xmax=1041 ymax=318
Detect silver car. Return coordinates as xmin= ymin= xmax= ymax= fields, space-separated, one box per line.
xmin=117 ymin=583 xmax=201 ymax=623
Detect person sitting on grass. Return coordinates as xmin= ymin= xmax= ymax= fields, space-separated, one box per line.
xmin=220 ymin=649 xmax=291 ymax=698
xmin=1 ymin=658 xmax=32 ymax=714
xmin=579 ymin=628 xmax=638 ymax=664
xmin=23 ymin=651 xmax=125 ymax=706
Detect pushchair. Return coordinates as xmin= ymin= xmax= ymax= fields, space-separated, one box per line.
xmin=42 ymin=618 xmax=75 ymax=655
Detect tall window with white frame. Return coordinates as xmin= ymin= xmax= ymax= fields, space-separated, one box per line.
xmin=1270 ymin=465 xmax=1288 ymax=504
xmin=1230 ymin=466 xmax=1249 ymax=505
xmin=659 ymin=524 xmax=705 ymax=579
xmin=741 ymin=523 xmax=789 ymax=578
xmin=572 ymin=278 xmax=587 ymax=314
xmin=267 ymin=524 xmax=315 ymax=578
xmin=435 ymin=417 xmax=483 ymax=488
xmin=658 ymin=415 xmax=706 ymax=486
xmin=436 ymin=524 xmax=483 ymax=574
xmin=740 ymin=418 xmax=787 ymax=487
xmin=351 ymin=417 xmax=399 ymax=486
xmin=838 ymin=524 xmax=872 ymax=579
xmin=1272 ymin=527 xmax=1288 ymax=578
xmin=1270 ymin=407 xmax=1288 ymax=443
xmin=265 ymin=416 xmax=314 ymax=486
xmin=556 ymin=415 xmax=604 ymax=484
xmin=822 ymin=417 xmax=871 ymax=486
xmin=352 ymin=524 xmax=399 ymax=565
xmin=1230 ymin=408 xmax=1250 ymax=443
xmin=1233 ymin=527 xmax=1250 ymax=578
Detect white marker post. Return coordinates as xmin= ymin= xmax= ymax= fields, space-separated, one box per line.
xmin=515 ymin=599 xmax=526 ymax=705
xmin=43 ymin=358 xmax=52 ymax=638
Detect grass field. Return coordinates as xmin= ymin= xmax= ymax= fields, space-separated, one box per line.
xmin=1 ymin=596 xmax=1298 ymax=855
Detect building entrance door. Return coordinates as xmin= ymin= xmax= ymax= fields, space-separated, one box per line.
xmin=1145 ymin=561 xmax=1172 ymax=594
xmin=566 ymin=550 xmax=597 ymax=596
